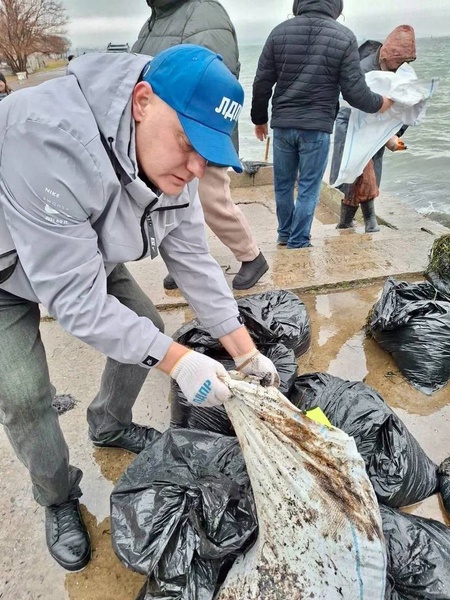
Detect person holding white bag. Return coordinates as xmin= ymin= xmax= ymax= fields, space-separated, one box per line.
xmin=330 ymin=25 xmax=417 ymax=232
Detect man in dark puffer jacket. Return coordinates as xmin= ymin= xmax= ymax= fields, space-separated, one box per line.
xmin=251 ymin=0 xmax=392 ymax=249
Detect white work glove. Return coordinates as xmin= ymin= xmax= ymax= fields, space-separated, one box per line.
xmin=234 ymin=349 xmax=280 ymax=387
xmin=170 ymin=350 xmax=231 ymax=407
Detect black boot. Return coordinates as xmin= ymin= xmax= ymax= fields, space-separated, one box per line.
xmin=45 ymin=499 xmax=91 ymax=571
xmin=336 ymin=202 xmax=358 ymax=229
xmin=90 ymin=422 xmax=159 ymax=454
xmin=232 ymin=252 xmax=269 ymax=290
xmin=163 ymin=274 xmax=178 ymax=290
xmin=360 ymin=199 xmax=380 ymax=232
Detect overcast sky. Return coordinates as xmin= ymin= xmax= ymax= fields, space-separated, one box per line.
xmin=62 ymin=0 xmax=450 ymax=50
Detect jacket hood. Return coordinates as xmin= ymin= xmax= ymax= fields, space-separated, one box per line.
xmin=146 ymin=0 xmax=185 ymax=10
xmin=293 ymin=0 xmax=343 ymax=19
xmin=67 ymin=52 xmax=151 ymax=179
xmin=380 ymin=25 xmax=416 ymax=72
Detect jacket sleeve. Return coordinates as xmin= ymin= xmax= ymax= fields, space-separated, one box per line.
xmin=251 ymin=33 xmax=277 ymax=125
xmin=159 ymin=182 xmax=242 ymax=339
xmin=0 ymin=120 xmax=173 ymax=367
xmin=181 ymin=3 xmax=240 ymax=77
xmin=339 ymin=37 xmax=383 ymax=114
xmin=131 ymin=19 xmax=152 ymax=54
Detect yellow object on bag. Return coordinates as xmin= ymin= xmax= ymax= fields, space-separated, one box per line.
xmin=304 ymin=407 xmax=333 ymax=429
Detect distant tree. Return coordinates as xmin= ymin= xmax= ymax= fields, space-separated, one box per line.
xmin=37 ymin=34 xmax=71 ymax=56
xmin=0 ymin=0 xmax=69 ymax=73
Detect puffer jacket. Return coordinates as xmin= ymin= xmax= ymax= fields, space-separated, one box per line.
xmin=251 ymin=0 xmax=383 ymax=133
xmin=132 ymin=0 xmax=239 ymax=78
xmin=0 ymin=52 xmax=241 ymax=369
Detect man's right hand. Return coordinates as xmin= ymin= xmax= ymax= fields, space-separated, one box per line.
xmin=169 ymin=350 xmax=231 ymax=407
xmin=255 ymin=124 xmax=268 ymax=141
xmin=379 ymin=96 xmax=394 ymax=113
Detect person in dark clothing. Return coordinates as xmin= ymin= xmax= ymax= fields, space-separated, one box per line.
xmin=251 ymin=0 xmax=392 ymax=249
xmin=0 ymin=72 xmax=12 ymax=101
xmin=330 ymin=25 xmax=416 ymax=232
xmin=132 ymin=0 xmax=269 ymax=291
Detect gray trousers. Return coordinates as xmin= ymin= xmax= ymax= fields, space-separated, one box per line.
xmin=0 ymin=264 xmax=164 ymax=507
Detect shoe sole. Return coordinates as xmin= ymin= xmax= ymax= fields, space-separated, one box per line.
xmin=92 ymin=440 xmax=139 ymax=453
xmin=163 ymin=283 xmax=178 ymax=290
xmin=52 ymin=548 xmax=92 ymax=572
xmin=232 ymin=263 xmax=269 ymax=290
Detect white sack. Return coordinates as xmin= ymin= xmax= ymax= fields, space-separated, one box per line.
xmin=333 ymin=63 xmax=438 ymax=187
xmin=216 ymin=377 xmax=387 ymax=600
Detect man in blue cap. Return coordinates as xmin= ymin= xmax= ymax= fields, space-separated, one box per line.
xmin=0 ymin=45 xmax=279 ymax=571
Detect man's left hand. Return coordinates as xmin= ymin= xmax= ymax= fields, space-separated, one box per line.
xmin=255 ymin=124 xmax=268 ymax=141
xmin=234 ymin=349 xmax=280 ymax=387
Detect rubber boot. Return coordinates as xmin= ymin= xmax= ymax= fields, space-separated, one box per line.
xmin=360 ymin=199 xmax=380 ymax=233
xmin=336 ymin=202 xmax=358 ymax=229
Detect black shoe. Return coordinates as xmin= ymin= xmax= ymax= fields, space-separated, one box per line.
xmin=277 ymin=238 xmax=288 ymax=246
xmin=163 ymin=274 xmax=178 ymax=290
xmin=90 ymin=422 xmax=159 ymax=454
xmin=232 ymin=252 xmax=269 ymax=290
xmin=45 ymin=499 xmax=91 ymax=572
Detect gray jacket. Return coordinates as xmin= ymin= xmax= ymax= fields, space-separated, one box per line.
xmin=132 ymin=0 xmax=240 ymax=78
xmin=0 ymin=52 xmax=241 ymax=368
xmin=251 ymin=0 xmax=383 ymax=134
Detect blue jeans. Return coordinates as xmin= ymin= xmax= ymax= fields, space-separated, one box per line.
xmin=0 ymin=264 xmax=164 ymax=506
xmin=273 ymin=128 xmax=330 ymax=248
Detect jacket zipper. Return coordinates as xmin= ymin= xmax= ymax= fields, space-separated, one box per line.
xmin=138 ymin=201 xmax=157 ymax=261
xmin=137 ymin=201 xmax=190 ymax=261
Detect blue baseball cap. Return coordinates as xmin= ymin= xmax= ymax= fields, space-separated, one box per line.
xmin=142 ymin=45 xmax=244 ymax=173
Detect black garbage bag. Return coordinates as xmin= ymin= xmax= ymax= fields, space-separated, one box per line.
xmin=236 ymin=290 xmax=311 ymax=357
xmin=439 ymin=458 xmax=450 ymax=518
xmin=290 ymin=373 xmax=439 ymax=507
xmin=170 ymin=343 xmax=296 ymax=436
xmin=173 ymin=290 xmax=311 ymax=360
xmin=111 ymin=429 xmax=257 ymax=600
xmin=381 ymin=505 xmax=450 ymax=599
xmin=366 ymin=278 xmax=450 ymax=395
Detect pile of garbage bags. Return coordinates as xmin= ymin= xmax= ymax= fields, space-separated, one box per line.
xmin=366 ymin=278 xmax=450 ymax=394
xmin=112 ymin=429 xmax=257 ymax=599
xmin=109 ymin=290 xmax=450 ymax=599
xmin=111 ymin=375 xmax=450 ymax=599
xmin=170 ymin=290 xmax=310 ymax=436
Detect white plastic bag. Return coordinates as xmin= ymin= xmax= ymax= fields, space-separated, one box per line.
xmin=333 ymin=63 xmax=438 ymax=186
xmin=216 ymin=377 xmax=387 ymax=600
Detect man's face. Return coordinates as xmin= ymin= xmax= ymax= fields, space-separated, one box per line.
xmin=133 ymin=82 xmax=206 ymax=195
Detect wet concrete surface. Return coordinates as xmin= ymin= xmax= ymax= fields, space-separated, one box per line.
xmin=1 ymin=69 xmax=449 ymax=599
